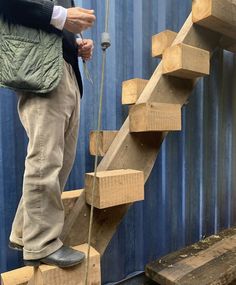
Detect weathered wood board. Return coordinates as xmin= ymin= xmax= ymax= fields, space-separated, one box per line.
xmin=145 ymin=227 xmax=236 ymax=285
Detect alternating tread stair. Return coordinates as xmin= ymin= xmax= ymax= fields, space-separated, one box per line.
xmin=1 ymin=0 xmax=236 ymax=284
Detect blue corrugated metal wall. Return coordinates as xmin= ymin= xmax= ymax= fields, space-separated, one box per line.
xmin=0 ymin=0 xmax=236 ymax=283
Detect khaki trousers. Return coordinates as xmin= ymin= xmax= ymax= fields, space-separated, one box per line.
xmin=9 ymin=61 xmax=81 ymax=260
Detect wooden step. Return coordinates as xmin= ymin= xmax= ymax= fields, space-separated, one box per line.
xmin=145 ymin=227 xmax=236 ymax=285
xmin=220 ymin=36 xmax=236 ymax=53
xmin=162 ymin=43 xmax=210 ymax=79
xmin=192 ymin=0 xmax=236 ymax=40
xmin=62 ymin=189 xmax=84 ymax=218
xmin=152 ymin=30 xmax=177 ymax=58
xmin=1 ymin=244 xmax=100 ymax=285
xmin=129 ymin=103 xmax=181 ymax=132
xmin=85 ymin=169 xmax=144 ymax=209
xmin=89 ymin=131 xmax=118 ymax=156
xmin=122 ymin=78 xmax=148 ymax=105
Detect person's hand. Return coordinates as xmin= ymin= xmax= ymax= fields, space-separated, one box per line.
xmin=64 ymin=7 xmax=96 ymax=34
xmin=77 ymin=39 xmax=94 ymax=61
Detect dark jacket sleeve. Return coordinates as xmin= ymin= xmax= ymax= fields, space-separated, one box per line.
xmin=0 ymin=0 xmax=54 ymax=30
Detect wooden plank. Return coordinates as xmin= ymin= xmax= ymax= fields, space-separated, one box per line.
xmin=192 ymin=0 xmax=236 ymax=40
xmin=152 ymin=30 xmax=177 ymax=58
xmin=145 ymin=227 xmax=236 ymax=285
xmin=1 ymin=267 xmax=33 ymax=285
xmin=122 ymin=78 xmax=148 ymax=105
xmin=28 ymin=244 xmax=100 ymax=285
xmin=89 ymin=131 xmax=118 ymax=156
xmin=129 ymin=103 xmax=181 ymax=132
xmin=162 ymin=43 xmax=210 ymax=79
xmin=220 ymin=36 xmax=236 ymax=53
xmin=85 ymin=169 xmax=144 ymax=209
xmin=61 ymin=14 xmax=221 ymax=254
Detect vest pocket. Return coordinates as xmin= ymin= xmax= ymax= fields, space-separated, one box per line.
xmin=1 ymin=36 xmax=43 ymax=91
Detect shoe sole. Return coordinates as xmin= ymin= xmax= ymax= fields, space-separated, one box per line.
xmin=24 ymin=257 xmax=85 ymax=268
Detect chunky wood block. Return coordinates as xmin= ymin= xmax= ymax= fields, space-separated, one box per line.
xmin=146 ymin=227 xmax=236 ymax=285
xmin=85 ymin=169 xmax=144 ymax=209
xmin=1 ymin=244 xmax=100 ymax=285
xmin=129 ymin=103 xmax=181 ymax=132
xmin=89 ymin=131 xmax=118 ymax=156
xmin=152 ymin=30 xmax=177 ymax=58
xmin=193 ymin=0 xmax=236 ymax=40
xmin=162 ymin=43 xmax=210 ymax=79
xmin=1 ymin=266 xmax=33 ymax=285
xmin=32 ymin=244 xmax=100 ymax=285
xmin=122 ymin=78 xmax=148 ymax=105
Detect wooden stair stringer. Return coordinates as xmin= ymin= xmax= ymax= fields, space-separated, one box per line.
xmin=61 ymin=13 xmax=221 ymax=254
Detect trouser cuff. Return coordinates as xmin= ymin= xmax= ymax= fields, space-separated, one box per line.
xmin=23 ymin=238 xmax=63 ymax=260
xmin=9 ymin=234 xmax=24 ymax=247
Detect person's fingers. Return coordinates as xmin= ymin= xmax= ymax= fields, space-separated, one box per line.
xmin=77 ymin=7 xmax=95 ymax=14
xmin=80 ymin=43 xmax=93 ymax=51
xmin=78 ymin=11 xmax=96 ymax=23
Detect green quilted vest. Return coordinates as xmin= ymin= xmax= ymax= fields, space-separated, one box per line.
xmin=0 ymin=8 xmax=63 ymax=94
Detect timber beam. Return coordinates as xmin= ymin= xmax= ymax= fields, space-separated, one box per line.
xmin=192 ymin=0 xmax=236 ymax=40
xmin=85 ymin=169 xmax=144 ymax=209
xmin=152 ymin=30 xmax=177 ymax=58
xmin=89 ymin=131 xmax=118 ymax=156
xmin=129 ymin=103 xmax=181 ymax=132
xmin=122 ymin=78 xmax=148 ymax=105
xmin=162 ymin=43 xmax=210 ymax=79
xmin=146 ymin=227 xmax=236 ymax=285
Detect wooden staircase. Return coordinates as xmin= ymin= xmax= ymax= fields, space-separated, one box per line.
xmin=1 ymin=0 xmax=236 ymax=284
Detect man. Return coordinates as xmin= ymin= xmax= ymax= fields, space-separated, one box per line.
xmin=0 ymin=0 xmax=96 ymax=267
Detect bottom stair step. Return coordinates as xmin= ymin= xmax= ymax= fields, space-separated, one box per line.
xmin=85 ymin=169 xmax=144 ymax=209
xmin=145 ymin=227 xmax=236 ymax=285
xmin=1 ymin=244 xmax=101 ymax=285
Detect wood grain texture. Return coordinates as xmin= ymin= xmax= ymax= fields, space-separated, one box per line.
xmin=89 ymin=131 xmax=118 ymax=156
xmin=152 ymin=30 xmax=177 ymax=58
xmin=85 ymin=169 xmax=144 ymax=209
xmin=1 ymin=267 xmax=33 ymax=285
xmin=192 ymin=0 xmax=236 ymax=40
xmin=1 ymin=244 xmax=100 ymax=285
xmin=129 ymin=103 xmax=181 ymax=132
xmin=146 ymin=227 xmax=236 ymax=285
xmin=62 ymin=190 xmax=83 ymax=219
xmin=62 ymin=13 xmax=221 ymax=254
xmin=162 ymin=43 xmax=210 ymax=79
xmin=30 ymin=244 xmax=100 ymax=285
xmin=122 ymin=78 xmax=148 ymax=105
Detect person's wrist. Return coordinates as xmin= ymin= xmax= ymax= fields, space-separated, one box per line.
xmin=50 ymin=6 xmax=67 ymax=30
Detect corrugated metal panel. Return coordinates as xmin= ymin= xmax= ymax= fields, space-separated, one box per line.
xmin=0 ymin=0 xmax=236 ymax=284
